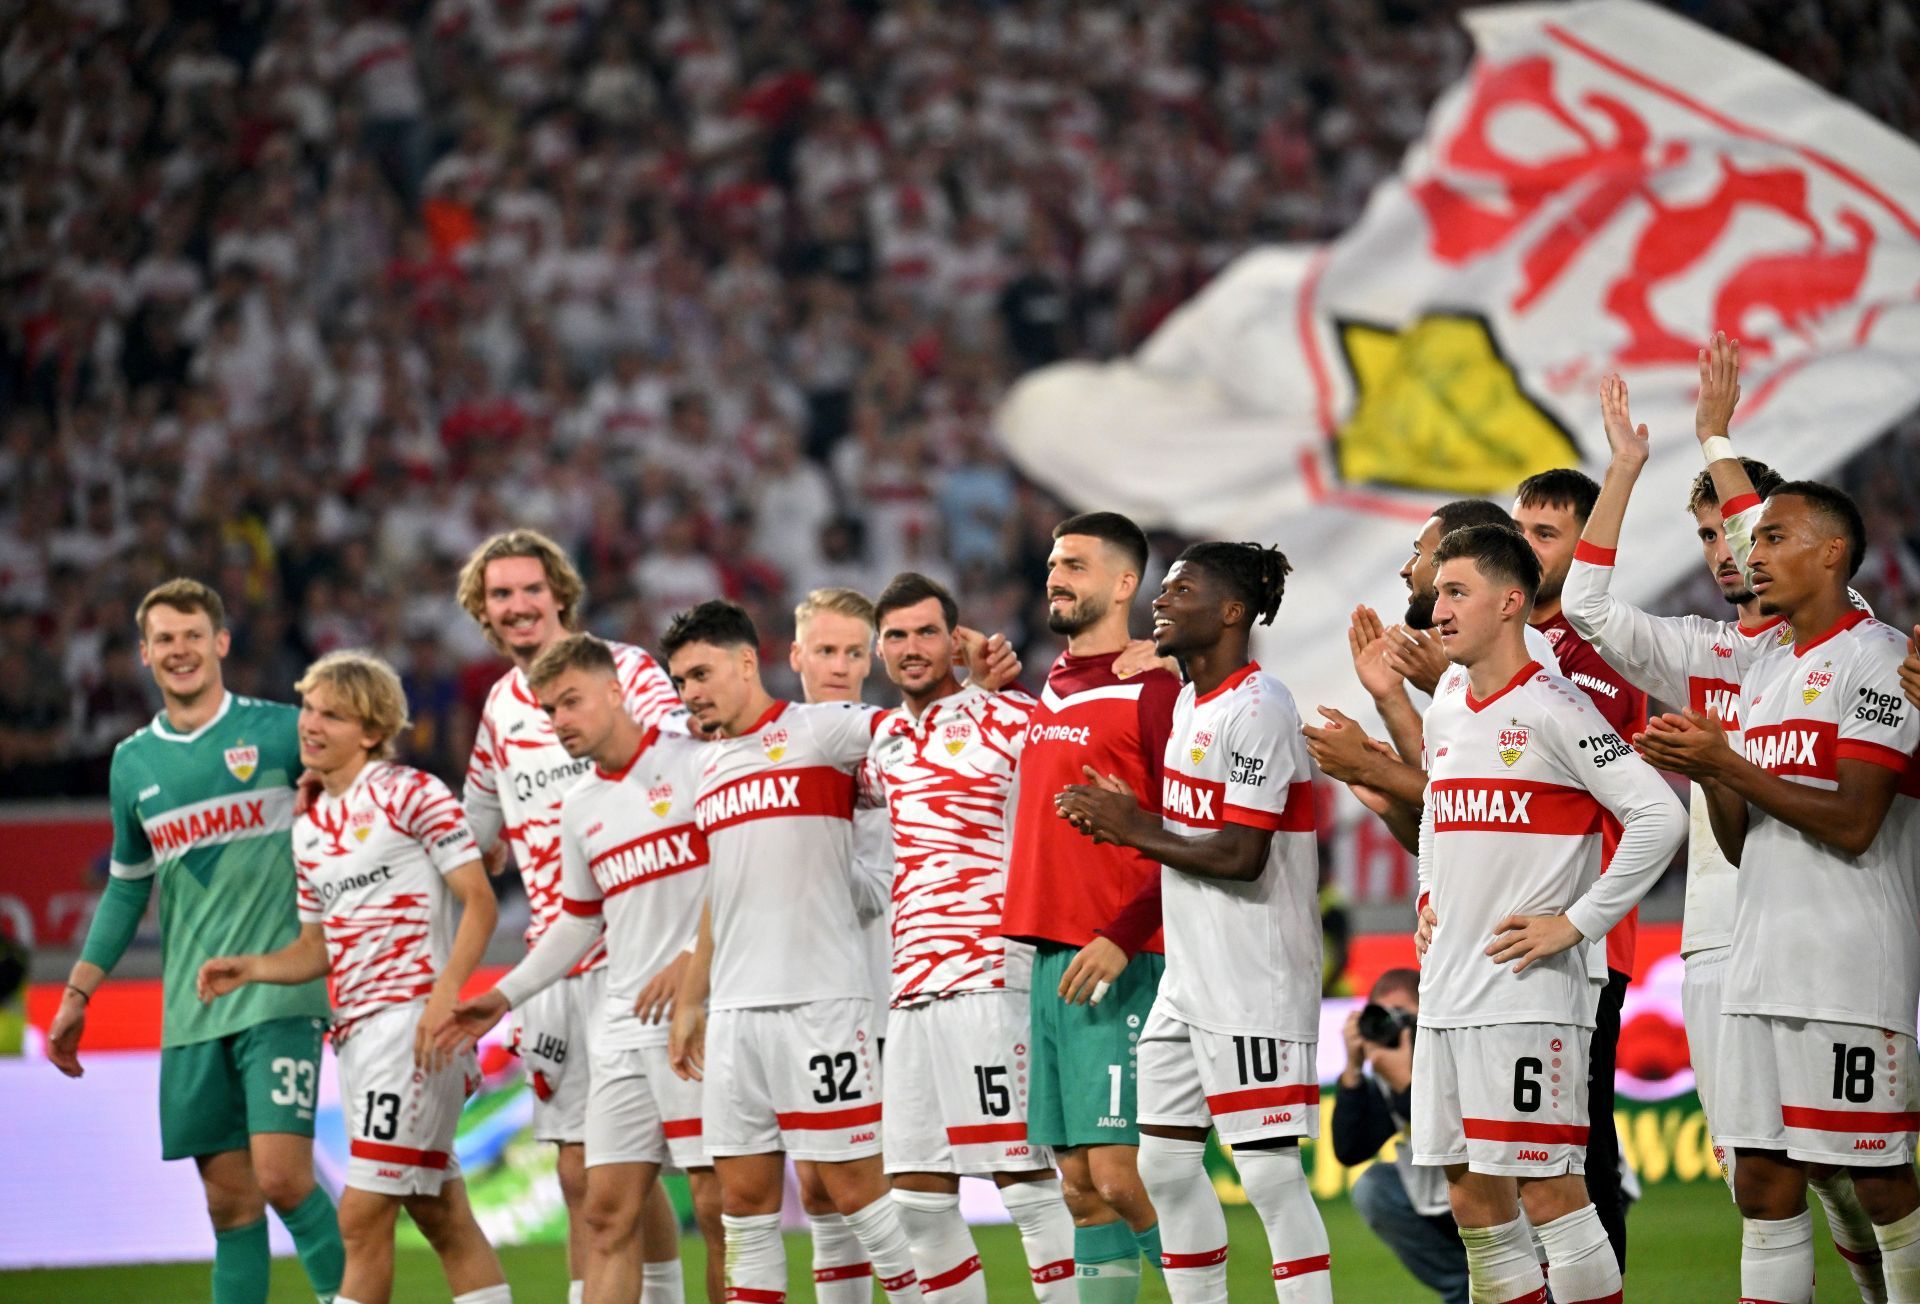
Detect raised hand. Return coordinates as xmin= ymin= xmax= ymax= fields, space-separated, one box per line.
xmin=1347 ymin=606 xmax=1403 ymax=701
xmin=1599 ymin=373 xmax=1649 ymax=468
xmin=1383 ymin=624 xmax=1447 ymax=697
xmin=956 ymin=626 xmax=1023 ymax=690
xmin=1695 ymin=331 xmax=1741 ymax=445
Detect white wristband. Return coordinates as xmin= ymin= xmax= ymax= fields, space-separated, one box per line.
xmin=1700 ymin=435 xmax=1735 ymax=465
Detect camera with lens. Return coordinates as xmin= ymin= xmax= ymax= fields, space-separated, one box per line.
xmin=1356 ymin=1002 xmax=1417 ymax=1049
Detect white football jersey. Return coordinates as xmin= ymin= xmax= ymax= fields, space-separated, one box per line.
xmin=696 ymin=700 xmax=878 ymax=1009
xmin=557 ymin=728 xmax=710 ymax=1051
xmin=1418 ymin=662 xmax=1684 ymax=1029
xmin=296 ymin=762 xmax=480 ymax=1038
xmin=864 ymin=683 xmax=1035 ymax=1007
xmin=463 ymin=641 xmax=683 ymax=972
xmin=1724 ymin=612 xmax=1920 ymax=1033
xmin=853 ymin=804 xmax=895 ymax=1037
xmin=1155 ymin=664 xmax=1321 ymax=1040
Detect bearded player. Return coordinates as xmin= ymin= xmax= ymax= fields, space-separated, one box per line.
xmin=456 ymin=529 xmax=702 ymax=1302
xmin=1636 ymin=483 xmax=1920 ymax=1303
xmin=1413 ymin=524 xmax=1684 ymax=1304
xmin=865 ymin=571 xmax=1077 ymax=1301
xmin=50 ymin=579 xmax=346 ymax=1304
xmin=445 ymin=634 xmax=717 ymax=1304
xmin=1563 ymin=335 xmax=1887 ymax=1299
xmin=1057 ymin=541 xmax=1333 ymax=1303
xmin=1002 ymin=511 xmax=1183 ymax=1301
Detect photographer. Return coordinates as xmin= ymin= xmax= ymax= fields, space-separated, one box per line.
xmin=1335 ymin=969 xmax=1467 ymax=1303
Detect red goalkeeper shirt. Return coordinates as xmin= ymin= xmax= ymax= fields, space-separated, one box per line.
xmin=1001 ymin=650 xmax=1182 ymax=954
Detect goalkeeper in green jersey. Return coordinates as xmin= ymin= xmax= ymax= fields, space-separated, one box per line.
xmin=49 ymin=579 xmax=346 ymax=1304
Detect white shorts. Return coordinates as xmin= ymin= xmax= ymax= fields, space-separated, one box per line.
xmin=705 ymin=998 xmax=882 ymax=1163
xmin=1681 ymin=947 xmax=1735 ymax=1189
xmin=513 ymin=967 xmax=605 ymax=1144
xmin=338 ymin=1003 xmax=478 ymax=1197
xmin=1715 ymin=1013 xmax=1920 ymax=1166
xmin=586 ymin=1040 xmax=709 ymax=1170
xmin=1412 ymin=1023 xmax=1589 ymax=1177
xmin=883 ymin=990 xmax=1054 ymax=1175
xmin=1137 ymin=1001 xmax=1320 ymax=1145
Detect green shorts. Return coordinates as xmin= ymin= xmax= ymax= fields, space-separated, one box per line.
xmin=159 ymin=1015 xmax=327 ymax=1160
xmin=1027 ymin=943 xmax=1165 ymax=1149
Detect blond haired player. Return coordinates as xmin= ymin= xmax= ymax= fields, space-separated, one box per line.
xmin=785 ymin=586 xmax=898 ymax=1303
xmin=1413 ymin=525 xmax=1684 ymax=1304
xmin=446 ymin=635 xmax=716 ymax=1304
xmin=455 ymin=529 xmax=709 ymax=1302
xmin=200 ymin=651 xmax=508 ymax=1304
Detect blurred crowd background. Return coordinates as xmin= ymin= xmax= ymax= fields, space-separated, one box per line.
xmin=3 ymin=0 xmax=1918 ymax=809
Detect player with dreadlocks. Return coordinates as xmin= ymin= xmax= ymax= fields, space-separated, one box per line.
xmin=1057 ymin=542 xmax=1332 ymax=1302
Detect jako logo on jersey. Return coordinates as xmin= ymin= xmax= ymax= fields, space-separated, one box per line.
xmin=139 ymin=783 xmax=161 ymax=800
xmin=1856 ymin=1138 xmax=1888 ymax=1151
xmin=224 ymin=744 xmax=259 ymax=782
xmin=696 ymin=774 xmax=804 ymax=825
xmin=1029 ymin=723 xmax=1091 ymax=745
xmin=1162 ymin=774 xmax=1215 ymax=822
xmin=1497 ymin=724 xmax=1529 ymax=768
xmin=149 ymin=797 xmax=270 ymax=852
xmin=1579 ymin=734 xmax=1632 ymax=767
xmin=1261 ymin=1111 xmax=1294 ymax=1125
xmin=1517 ymin=1148 xmax=1551 ymax=1162
xmin=850 ymin=1131 xmax=875 ymax=1143
xmin=1803 ymin=668 xmax=1834 ymax=705
xmin=762 ymin=727 xmax=789 ymax=762
xmin=648 ymin=782 xmax=674 ymax=817
xmin=942 ymin=721 xmax=972 ymax=756
xmin=1431 ymin=787 xmax=1533 ymax=824
xmin=1189 ymin=728 xmax=1214 ymax=765
xmin=1711 ymin=643 xmax=1733 ymax=659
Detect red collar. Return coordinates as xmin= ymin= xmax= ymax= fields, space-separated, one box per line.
xmin=739 ymin=699 xmax=789 ymax=736
xmin=1737 ymin=614 xmax=1786 ymax=638
xmin=1795 ymin=609 xmax=1871 ymax=657
xmin=1194 ymin=661 xmax=1259 ymax=706
xmin=595 ymin=726 xmax=660 ymax=782
xmin=1466 ymin=660 xmax=1541 ymax=713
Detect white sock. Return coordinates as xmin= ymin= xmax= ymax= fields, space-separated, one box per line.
xmin=1233 ymin=1146 xmax=1332 ymax=1302
xmin=807 ymin=1211 xmax=871 ymax=1301
xmin=641 ymin=1258 xmax=685 ymax=1303
xmin=1458 ymin=1216 xmax=1546 ymax=1304
xmin=1873 ymin=1206 xmax=1920 ymax=1303
xmin=843 ymin=1196 xmax=921 ymax=1301
xmin=891 ymin=1189 xmax=985 ymax=1302
xmin=452 ymin=1287 xmax=512 ymax=1303
xmin=1534 ymin=1206 xmax=1620 ymax=1303
xmin=1136 ymin=1133 xmax=1228 ymax=1303
xmin=722 ymin=1212 xmax=787 ymax=1302
xmin=568 ymin=1283 xmax=584 ymax=1304
xmin=998 ymin=1178 xmax=1076 ymax=1300
xmin=1742 ymin=1211 xmax=1814 ymax=1304
xmin=1813 ymin=1172 xmax=1889 ymax=1302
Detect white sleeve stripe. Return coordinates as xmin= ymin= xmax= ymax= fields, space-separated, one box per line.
xmin=109 ymin=857 xmax=155 ymax=880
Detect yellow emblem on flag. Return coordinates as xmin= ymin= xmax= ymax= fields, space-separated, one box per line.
xmin=1335 ymin=313 xmax=1580 ymax=494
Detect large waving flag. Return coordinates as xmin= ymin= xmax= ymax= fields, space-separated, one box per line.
xmin=996 ymin=0 xmax=1920 ymax=863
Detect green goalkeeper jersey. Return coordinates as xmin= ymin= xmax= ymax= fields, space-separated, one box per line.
xmin=107 ymin=691 xmax=330 ymax=1047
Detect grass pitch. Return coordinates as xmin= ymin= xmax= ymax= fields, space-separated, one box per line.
xmin=0 ymin=1179 xmax=1870 ymax=1300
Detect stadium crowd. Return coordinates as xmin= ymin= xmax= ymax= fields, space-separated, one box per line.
xmin=2 ymin=0 xmax=1918 ymax=806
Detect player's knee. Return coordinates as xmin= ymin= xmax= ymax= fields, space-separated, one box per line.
xmin=1847 ymin=1167 xmax=1919 ymax=1224
xmin=253 ymin=1164 xmax=315 ymax=1213
xmin=402 ymin=1193 xmax=464 ymax=1250
xmin=1088 ymin=1158 xmax=1150 ymax=1218
xmin=203 ymin=1185 xmax=266 ymax=1230
xmin=1058 ymin=1170 xmax=1105 ymax=1220
xmin=583 ymin=1187 xmax=643 ymax=1247
xmin=797 ymin=1166 xmax=834 ymax=1214
xmin=337 ymin=1197 xmax=393 ymax=1248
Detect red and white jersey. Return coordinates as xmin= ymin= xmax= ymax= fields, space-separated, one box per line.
xmin=1724 ymin=612 xmax=1920 ymax=1034
xmin=296 ymin=762 xmax=480 ymax=1040
xmin=864 ymin=684 xmax=1035 ymax=1007
xmin=696 ymin=700 xmax=879 ymax=1009
xmin=557 ymin=728 xmax=710 ymax=1051
xmin=1563 ymin=513 xmax=1790 ymax=956
xmin=1418 ymin=662 xmax=1684 ymax=1030
xmin=463 ymin=641 xmax=683 ymax=973
xmin=1156 ymin=664 xmax=1320 ymax=1040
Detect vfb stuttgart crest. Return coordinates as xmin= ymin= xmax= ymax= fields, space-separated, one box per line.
xmin=941 ymin=721 xmax=971 ymax=756
xmin=348 ymin=807 xmax=377 ymax=843
xmin=1497 ymin=723 xmax=1529 ymax=768
xmin=1189 ymin=729 xmax=1214 ymax=766
xmin=1802 ymin=666 xmax=1834 ymax=705
xmin=762 ymin=727 xmax=789 ymax=762
xmin=224 ymin=743 xmax=259 ymax=782
xmin=648 ymin=781 xmax=674 ymax=818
